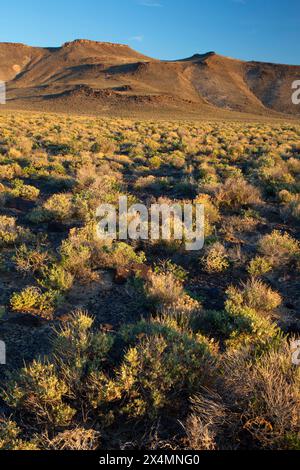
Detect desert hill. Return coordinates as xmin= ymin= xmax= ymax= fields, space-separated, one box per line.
xmin=1 ymin=39 xmax=299 ymax=118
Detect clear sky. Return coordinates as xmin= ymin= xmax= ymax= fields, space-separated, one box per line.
xmin=0 ymin=0 xmax=299 ymax=64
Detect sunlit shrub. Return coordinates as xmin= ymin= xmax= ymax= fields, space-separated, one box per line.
xmin=145 ymin=271 xmax=184 ymax=309
xmin=10 ymin=179 xmax=40 ymax=201
xmin=14 ymin=244 xmax=50 ymax=274
xmin=2 ymin=361 xmax=76 ymax=427
xmin=40 ymin=264 xmax=74 ymax=292
xmin=115 ymin=320 xmax=216 ymax=418
xmin=224 ymin=305 xmax=282 ymax=354
xmin=195 ymin=194 xmax=220 ymax=236
xmin=149 ymin=156 xmax=162 ymax=170
xmin=0 ymin=216 xmax=32 ymax=246
xmin=107 ymin=242 xmax=146 ymax=269
xmin=278 ymin=189 xmax=293 ymax=204
xmin=0 ymin=419 xmax=38 ymax=450
xmin=258 ymin=230 xmax=300 ymax=267
xmin=223 ymin=340 xmax=300 ymax=449
xmin=10 ymin=286 xmax=61 ymax=318
xmin=259 ymin=162 xmax=295 ymax=194
xmin=216 ymin=177 xmax=261 ymax=209
xmin=281 ymin=194 xmax=300 ymax=220
xmin=201 ymin=242 xmax=229 ymax=273
xmin=60 ymin=237 xmax=94 ymax=281
xmin=247 ymin=256 xmax=272 ymax=277
xmin=226 ymin=279 xmax=282 ymax=313
xmin=0 ymin=163 xmax=22 ymax=180
xmin=29 ymin=193 xmax=74 ymax=224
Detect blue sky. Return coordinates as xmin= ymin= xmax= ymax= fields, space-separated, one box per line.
xmin=0 ymin=0 xmax=299 ymax=64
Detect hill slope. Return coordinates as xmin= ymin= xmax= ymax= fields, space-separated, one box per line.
xmin=1 ymin=39 xmax=299 ymax=118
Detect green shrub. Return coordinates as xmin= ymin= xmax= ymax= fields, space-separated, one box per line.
xmin=0 ymin=419 xmax=39 ymax=450
xmin=59 ymin=237 xmax=97 ymax=283
xmin=1 ymin=310 xmax=215 ymax=423
xmin=108 ymin=242 xmax=146 ymax=269
xmin=226 ymin=279 xmax=282 ymax=313
xmin=2 ymin=361 xmax=76 ymax=427
xmin=191 ymin=309 xmax=242 ymax=340
xmin=29 ymin=193 xmax=74 ymax=224
xmin=111 ymin=319 xmax=217 ymax=418
xmin=225 ymin=304 xmax=282 ymax=354
xmin=1 ymin=311 xmax=114 ymax=431
xmin=52 ymin=310 xmax=114 ymax=375
xmin=154 ymin=260 xmax=188 ymax=282
xmin=10 ymin=179 xmax=40 ymax=201
xmin=149 ymin=156 xmax=162 ymax=170
xmin=39 ymin=264 xmax=74 ymax=291
xmin=10 ymin=286 xmax=61 ymax=318
xmin=247 ymin=256 xmax=273 ymax=277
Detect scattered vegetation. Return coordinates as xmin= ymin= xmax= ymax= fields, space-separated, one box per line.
xmin=0 ymin=112 xmax=299 ymax=450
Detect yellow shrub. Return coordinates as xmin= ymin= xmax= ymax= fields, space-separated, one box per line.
xmin=202 ymin=242 xmax=229 ymax=273
xmin=10 ymin=286 xmax=60 ymax=318
xmin=0 ymin=216 xmax=32 ymax=246
xmin=226 ymin=279 xmax=282 ymax=313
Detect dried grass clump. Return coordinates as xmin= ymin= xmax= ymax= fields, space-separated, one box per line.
xmin=221 ymin=214 xmax=259 ymax=237
xmin=185 ymin=392 xmax=227 ymax=450
xmin=223 ymin=340 xmax=300 ymax=449
xmin=215 ymin=177 xmax=261 ymax=209
xmin=41 ymin=428 xmax=100 ymax=450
